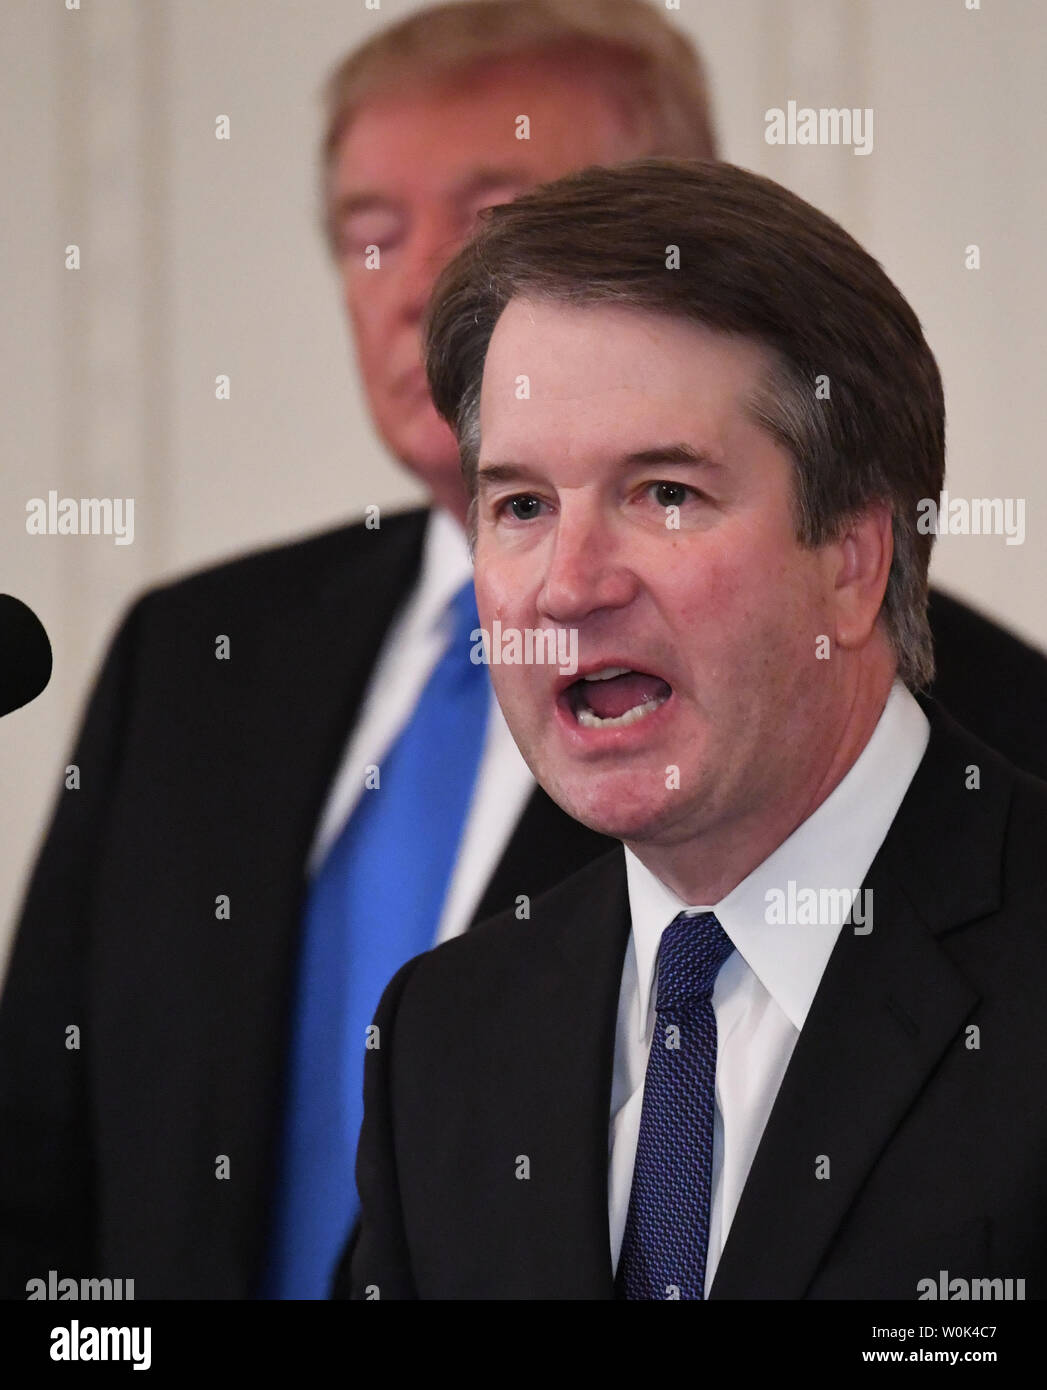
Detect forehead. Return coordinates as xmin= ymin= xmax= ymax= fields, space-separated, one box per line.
xmin=329 ymin=54 xmax=640 ymax=196
xmin=479 ymin=298 xmax=774 ymax=452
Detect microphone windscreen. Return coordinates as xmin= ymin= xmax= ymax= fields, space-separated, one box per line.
xmin=0 ymin=595 xmax=53 ymax=718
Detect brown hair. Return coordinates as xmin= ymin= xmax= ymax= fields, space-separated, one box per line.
xmin=423 ymin=158 xmax=946 ymax=690
xmin=320 ymin=0 xmax=717 ymax=250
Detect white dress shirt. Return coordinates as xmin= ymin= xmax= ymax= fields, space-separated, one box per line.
xmin=608 ymin=679 xmax=931 ymax=1295
xmin=307 ymin=508 xmax=535 ymax=945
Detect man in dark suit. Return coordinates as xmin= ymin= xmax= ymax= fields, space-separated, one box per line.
xmin=1 ymin=2 xmax=1044 ymax=1303
xmin=345 ymin=159 xmax=1047 ymax=1300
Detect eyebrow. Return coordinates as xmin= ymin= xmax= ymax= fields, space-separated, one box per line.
xmin=477 ymin=443 xmax=722 ymax=490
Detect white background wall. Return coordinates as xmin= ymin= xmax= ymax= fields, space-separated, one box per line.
xmin=2 ymin=0 xmax=1044 ymax=962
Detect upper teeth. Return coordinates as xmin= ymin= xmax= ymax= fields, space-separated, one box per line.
xmin=585 ymin=666 xmax=631 ymax=681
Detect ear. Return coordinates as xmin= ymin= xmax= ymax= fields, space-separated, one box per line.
xmin=831 ymin=502 xmax=893 ymax=652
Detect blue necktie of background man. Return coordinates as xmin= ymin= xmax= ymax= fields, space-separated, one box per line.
xmin=262 ymin=579 xmax=489 ymax=1297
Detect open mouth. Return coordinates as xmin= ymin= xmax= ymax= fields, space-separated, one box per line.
xmin=562 ymin=666 xmax=673 ymax=729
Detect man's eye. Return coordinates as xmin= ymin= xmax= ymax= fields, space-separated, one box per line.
xmin=648 ymin=481 xmax=695 ymax=508
xmin=497 ymin=494 xmax=543 ymax=522
xmin=337 ymin=212 xmax=404 ymax=257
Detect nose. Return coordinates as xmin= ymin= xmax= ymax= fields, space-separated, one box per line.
xmin=536 ymin=502 xmax=639 ymax=627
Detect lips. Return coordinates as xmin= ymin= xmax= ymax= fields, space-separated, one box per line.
xmin=562 ymin=665 xmax=673 ymax=729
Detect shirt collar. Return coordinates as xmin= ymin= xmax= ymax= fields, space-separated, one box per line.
xmin=625 ymin=680 xmax=930 ymax=1039
xmin=410 ymin=507 xmax=475 ymax=636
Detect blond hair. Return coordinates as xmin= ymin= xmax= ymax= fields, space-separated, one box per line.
xmin=320 ymin=0 xmax=717 ymax=247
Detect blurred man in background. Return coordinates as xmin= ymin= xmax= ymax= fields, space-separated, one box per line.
xmin=1 ymin=0 xmax=1044 ymax=1303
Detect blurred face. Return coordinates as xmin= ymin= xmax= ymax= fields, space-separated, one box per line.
xmin=474 ymin=298 xmax=850 ymax=861
xmin=328 ymin=56 xmax=648 ymax=522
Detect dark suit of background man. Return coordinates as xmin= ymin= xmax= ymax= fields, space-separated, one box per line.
xmin=345 ymin=159 xmax=1047 ymax=1300
xmin=2 ymin=1 xmax=1046 ymax=1304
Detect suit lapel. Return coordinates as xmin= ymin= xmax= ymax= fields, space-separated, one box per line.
xmin=710 ymin=702 xmax=1009 ymax=1298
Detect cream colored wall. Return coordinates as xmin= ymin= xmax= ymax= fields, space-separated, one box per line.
xmin=2 ymin=0 xmax=1044 ymax=965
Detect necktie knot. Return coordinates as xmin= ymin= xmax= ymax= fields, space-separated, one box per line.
xmin=655 ymin=910 xmax=734 ymax=1013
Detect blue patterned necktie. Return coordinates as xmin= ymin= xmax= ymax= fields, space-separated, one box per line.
xmin=261 ymin=579 xmax=489 ymax=1298
xmin=616 ymin=910 xmax=735 ymax=1300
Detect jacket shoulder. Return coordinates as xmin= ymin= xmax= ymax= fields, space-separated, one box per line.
xmin=139 ymin=507 xmax=429 ymax=613
xmin=928 ymin=587 xmax=1047 ymax=779
xmin=1003 ymin=766 xmax=1047 ymax=897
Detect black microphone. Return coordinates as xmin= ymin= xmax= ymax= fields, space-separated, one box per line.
xmin=0 ymin=595 xmax=53 ymax=717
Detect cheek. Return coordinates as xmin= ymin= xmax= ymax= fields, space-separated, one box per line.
xmin=663 ymin=543 xmax=751 ymax=633
xmin=488 ymin=664 xmax=527 ymax=726
xmin=344 ymin=284 xmax=386 ymax=351
xmin=474 ymin=545 xmax=540 ymax=622
xmin=474 ymin=569 xmax=512 ymax=630
xmin=475 ymin=564 xmax=548 ymax=710
xmin=665 ymin=540 xmax=822 ymax=676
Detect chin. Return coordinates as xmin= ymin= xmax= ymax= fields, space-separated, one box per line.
xmin=544 ymin=774 xmax=677 ymax=844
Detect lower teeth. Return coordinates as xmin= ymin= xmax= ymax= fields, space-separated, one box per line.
xmin=576 ymin=696 xmax=665 ymax=729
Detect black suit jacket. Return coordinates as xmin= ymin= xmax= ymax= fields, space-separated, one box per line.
xmin=344 ymin=701 xmax=1047 ymax=1299
xmin=1 ymin=504 xmax=1045 ymax=1299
